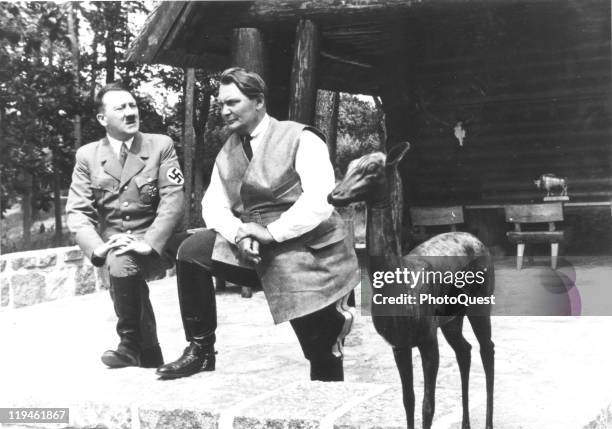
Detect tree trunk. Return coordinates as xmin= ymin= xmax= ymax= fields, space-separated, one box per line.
xmin=90 ymin=35 xmax=98 ymax=100
xmin=22 ymin=170 xmax=33 ymax=248
xmin=105 ymin=38 xmax=116 ymax=83
xmin=314 ymin=90 xmax=339 ymax=168
xmin=373 ymin=96 xmax=387 ymax=147
xmin=183 ymin=68 xmax=196 ymax=228
xmin=68 ymin=2 xmax=82 ymax=149
xmin=288 ymin=19 xmax=319 ymax=125
xmin=52 ymin=150 xmax=63 ymax=245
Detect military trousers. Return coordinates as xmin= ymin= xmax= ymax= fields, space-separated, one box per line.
xmin=176 ymin=229 xmax=355 ymax=363
xmin=104 ymin=232 xmax=189 ymax=351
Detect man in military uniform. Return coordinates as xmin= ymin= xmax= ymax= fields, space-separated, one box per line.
xmin=66 ymin=82 xmax=185 ymax=369
xmin=156 ymin=67 xmax=359 ymax=382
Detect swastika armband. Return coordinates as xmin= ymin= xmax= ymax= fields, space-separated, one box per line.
xmin=159 ymin=164 xmax=184 ymax=187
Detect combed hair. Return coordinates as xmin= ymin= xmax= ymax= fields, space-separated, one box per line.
xmin=219 ymin=67 xmax=266 ymax=100
xmin=94 ymin=82 xmax=134 ymax=113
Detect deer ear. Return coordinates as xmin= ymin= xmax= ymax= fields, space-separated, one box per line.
xmin=385 ymin=141 xmax=410 ymax=167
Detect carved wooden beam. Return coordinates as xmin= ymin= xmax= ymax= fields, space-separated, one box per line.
xmin=183 ymin=68 xmax=196 ymax=227
xmin=288 ymin=19 xmax=319 ymax=125
xmin=231 ymin=28 xmax=266 ymax=79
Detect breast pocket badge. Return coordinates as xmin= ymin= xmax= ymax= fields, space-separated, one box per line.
xmin=140 ymin=182 xmax=159 ymax=204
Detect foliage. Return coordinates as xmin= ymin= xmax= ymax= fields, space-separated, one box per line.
xmin=335 ymin=93 xmax=383 ymax=175
xmin=0 ymin=2 xmax=78 ymax=215
xmin=0 ymin=1 xmax=179 ymax=251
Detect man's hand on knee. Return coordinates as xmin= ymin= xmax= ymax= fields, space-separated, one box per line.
xmin=236 ymin=222 xmax=274 ymax=244
xmin=114 ymin=239 xmax=154 ymax=256
xmin=93 ymin=233 xmax=135 ymax=260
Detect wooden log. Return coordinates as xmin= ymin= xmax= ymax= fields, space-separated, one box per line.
xmin=236 ymin=0 xmax=586 ymax=25
xmin=183 ymin=68 xmax=196 ymax=228
xmin=314 ymin=90 xmax=339 ymax=167
xmin=67 ymin=2 xmax=82 ymax=150
xmin=288 ymin=19 xmax=319 ymax=125
xmin=231 ymin=28 xmax=266 ymax=78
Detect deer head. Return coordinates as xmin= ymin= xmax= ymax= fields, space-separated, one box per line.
xmin=328 ymin=142 xmax=410 ymax=208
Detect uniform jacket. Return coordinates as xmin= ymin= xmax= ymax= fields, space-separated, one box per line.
xmin=213 ymin=118 xmax=359 ymax=323
xmin=66 ymin=132 xmax=185 ymax=264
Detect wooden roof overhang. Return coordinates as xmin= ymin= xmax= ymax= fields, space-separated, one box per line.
xmin=127 ymin=0 xmax=562 ymax=96
xmin=128 ymin=0 xmax=611 ymax=208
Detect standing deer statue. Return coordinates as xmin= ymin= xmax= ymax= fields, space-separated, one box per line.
xmin=328 ymin=143 xmax=494 ymax=429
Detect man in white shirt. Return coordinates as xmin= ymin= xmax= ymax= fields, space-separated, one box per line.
xmin=157 ymin=67 xmax=359 ymax=381
xmin=67 ymin=83 xmax=185 ymax=369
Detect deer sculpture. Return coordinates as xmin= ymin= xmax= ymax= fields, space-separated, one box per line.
xmin=328 ymin=143 xmax=494 ymax=429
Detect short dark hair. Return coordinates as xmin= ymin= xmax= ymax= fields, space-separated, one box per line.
xmin=94 ymin=82 xmax=134 ymax=113
xmin=219 ymin=67 xmax=266 ymax=100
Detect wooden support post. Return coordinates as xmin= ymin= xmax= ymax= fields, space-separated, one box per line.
xmin=315 ymin=90 xmax=340 ymax=168
xmin=231 ymin=28 xmax=265 ymax=78
xmin=288 ymin=19 xmax=319 ymax=125
xmin=183 ymin=68 xmax=196 ymax=228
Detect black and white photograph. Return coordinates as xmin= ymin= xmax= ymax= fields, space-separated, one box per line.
xmin=0 ymin=1 xmax=611 ymax=428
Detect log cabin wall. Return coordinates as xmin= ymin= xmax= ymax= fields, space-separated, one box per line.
xmin=395 ymin=0 xmax=611 ymax=206
xmin=389 ymin=0 xmax=611 ymax=253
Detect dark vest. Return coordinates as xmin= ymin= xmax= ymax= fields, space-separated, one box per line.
xmin=216 ymin=118 xmax=314 ymax=223
xmin=212 ymin=118 xmax=359 ymax=323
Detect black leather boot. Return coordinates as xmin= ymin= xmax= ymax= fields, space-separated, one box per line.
xmin=156 ymin=341 xmax=215 ymax=379
xmin=156 ymin=259 xmax=217 ymax=379
xmin=140 ymin=344 xmax=164 ymax=368
xmin=102 ymin=275 xmax=143 ymax=368
xmin=310 ymin=356 xmax=344 ymax=382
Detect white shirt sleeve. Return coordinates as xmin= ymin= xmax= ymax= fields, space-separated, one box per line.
xmin=266 ymin=130 xmax=335 ymax=242
xmin=201 ymin=164 xmax=243 ymax=243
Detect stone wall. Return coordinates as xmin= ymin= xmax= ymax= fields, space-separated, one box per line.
xmin=0 ymin=246 xmax=105 ymax=310
xmin=0 ymin=246 xmax=173 ymax=310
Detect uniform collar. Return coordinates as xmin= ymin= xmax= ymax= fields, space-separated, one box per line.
xmin=107 ymin=134 xmax=135 ymax=153
xmin=99 ymin=133 xmax=147 ymax=184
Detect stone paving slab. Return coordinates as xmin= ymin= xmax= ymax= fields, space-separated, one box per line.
xmin=1 ymin=260 xmax=612 ymax=428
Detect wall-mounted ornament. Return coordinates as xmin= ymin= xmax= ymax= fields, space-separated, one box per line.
xmin=453 ymin=121 xmax=466 ymax=147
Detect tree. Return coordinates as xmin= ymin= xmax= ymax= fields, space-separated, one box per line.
xmin=0 ymin=1 xmax=186 ymax=251
xmin=335 ymin=93 xmax=383 ymax=175
xmin=0 ymin=3 xmax=78 ymax=246
xmin=80 ymin=1 xmax=149 ymax=87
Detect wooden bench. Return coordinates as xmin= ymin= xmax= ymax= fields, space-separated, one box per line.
xmin=504 ymin=203 xmax=565 ymax=270
xmin=409 ymin=205 xmax=465 ymax=243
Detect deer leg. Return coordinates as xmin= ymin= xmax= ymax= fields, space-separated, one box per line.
xmin=441 ymin=316 xmax=472 ymax=429
xmin=393 ymin=346 xmax=415 ymax=429
xmin=419 ymin=338 xmax=439 ymax=429
xmin=468 ymin=316 xmax=495 ymax=429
